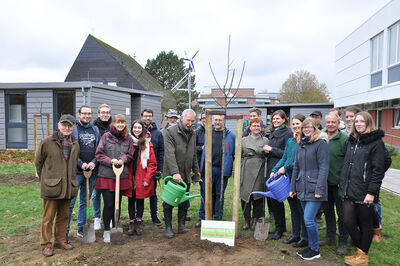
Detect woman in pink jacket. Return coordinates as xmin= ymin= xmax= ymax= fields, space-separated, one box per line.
xmin=127 ymin=120 xmax=157 ymax=236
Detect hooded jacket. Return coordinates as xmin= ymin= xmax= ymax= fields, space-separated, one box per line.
xmin=200 ymin=127 xmax=236 ymax=177
xmin=290 ymin=131 xmax=330 ymax=202
xmin=338 ymin=129 xmax=386 ymax=202
xmin=266 ymin=127 xmax=293 ymax=177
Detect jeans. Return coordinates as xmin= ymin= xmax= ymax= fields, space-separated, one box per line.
xmin=321 ymin=185 xmax=348 ymax=244
xmin=374 ymin=200 xmax=382 ymax=224
xmin=92 ymin=188 xmax=101 ymax=218
xmin=66 ymin=173 xmax=97 ymax=235
xmin=300 ymin=200 xmax=322 ymax=252
xmin=149 ymin=178 xmax=158 ymax=217
xmin=288 ymin=195 xmax=307 ymax=240
xmin=198 ymin=167 xmax=229 ymax=220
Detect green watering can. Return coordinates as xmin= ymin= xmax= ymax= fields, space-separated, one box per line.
xmin=161 ymin=176 xmax=200 ymax=207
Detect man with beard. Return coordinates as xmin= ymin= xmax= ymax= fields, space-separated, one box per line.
xmin=66 ymin=105 xmax=101 ymax=240
xmin=141 ymin=108 xmax=164 ymax=225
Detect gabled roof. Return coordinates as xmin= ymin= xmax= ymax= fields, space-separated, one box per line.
xmin=91 ymin=35 xmax=163 ymax=92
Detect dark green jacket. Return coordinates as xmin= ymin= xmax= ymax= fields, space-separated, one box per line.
xmin=163 ymin=124 xmax=199 ymax=184
xmin=35 ymin=132 xmax=80 ymax=200
xmin=327 ymin=131 xmax=348 ymax=185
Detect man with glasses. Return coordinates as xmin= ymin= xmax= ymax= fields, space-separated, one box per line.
xmin=92 ymin=104 xmax=112 ymax=230
xmin=66 ymin=105 xmax=101 ymax=241
xmin=141 ymin=108 xmax=164 ymax=226
xmin=35 ymin=114 xmax=79 ymax=257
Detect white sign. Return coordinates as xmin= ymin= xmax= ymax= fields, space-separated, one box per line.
xmin=200 ymin=220 xmax=235 ymax=247
xmin=125 ymin=107 xmax=130 ymax=115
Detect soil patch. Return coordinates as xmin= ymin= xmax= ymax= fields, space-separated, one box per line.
xmin=1 ymin=221 xmax=340 ymax=265
xmin=0 ymin=173 xmax=38 ymax=185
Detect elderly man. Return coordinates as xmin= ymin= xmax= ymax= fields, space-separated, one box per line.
xmin=66 ymin=105 xmax=101 ymax=240
xmin=320 ymin=113 xmax=349 ymax=255
xmin=196 ymin=114 xmax=236 ymax=227
xmin=163 ymin=109 xmax=200 ymax=238
xmin=162 ymin=109 xmax=179 ymax=132
xmin=35 ymin=114 xmax=80 ymax=257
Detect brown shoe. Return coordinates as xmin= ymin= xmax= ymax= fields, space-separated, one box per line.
xmin=372 ymin=228 xmax=382 ymax=243
xmin=42 ymin=247 xmax=53 ymax=257
xmin=135 ymin=220 xmax=143 ymax=236
xmin=128 ymin=221 xmax=135 ymax=236
xmin=345 ymin=248 xmax=368 ymax=266
xmin=54 ymin=242 xmax=73 ymax=250
xmin=195 ymin=220 xmax=202 ymax=228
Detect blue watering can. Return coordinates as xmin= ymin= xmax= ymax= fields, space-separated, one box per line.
xmin=252 ymin=173 xmax=290 ymax=202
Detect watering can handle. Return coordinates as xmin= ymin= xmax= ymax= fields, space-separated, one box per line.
xmin=267 ymin=172 xmax=290 ymax=184
xmin=163 ymin=176 xmax=188 ymax=190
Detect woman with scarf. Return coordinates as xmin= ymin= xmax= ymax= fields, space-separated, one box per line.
xmin=127 ymin=120 xmax=157 ymax=236
xmin=95 ymin=114 xmax=134 ymax=243
xmin=290 ymin=118 xmax=329 ymax=261
xmin=264 ymin=109 xmax=293 ymax=240
xmin=339 ymin=112 xmax=385 ymax=265
xmin=271 ymin=114 xmax=308 ymax=248
xmin=240 ymin=118 xmax=269 ymax=230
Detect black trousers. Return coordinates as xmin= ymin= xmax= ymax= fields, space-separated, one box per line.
xmin=128 ymin=189 xmax=144 ymax=220
xmin=322 ymin=185 xmax=348 ymax=244
xmin=101 ymin=189 xmax=122 ymax=231
xmin=241 ymin=196 xmax=264 ymax=221
xmin=268 ymin=197 xmax=286 ymax=233
xmin=343 ymin=200 xmax=377 ymax=254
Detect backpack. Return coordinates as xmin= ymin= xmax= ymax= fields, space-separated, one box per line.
xmin=384 ymin=147 xmax=392 ymax=172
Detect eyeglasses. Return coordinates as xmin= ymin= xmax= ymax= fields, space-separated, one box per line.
xmin=80 ymin=112 xmax=92 ymax=116
xmin=251 ymin=125 xmax=261 ymax=128
xmin=60 ymin=123 xmax=73 ymax=128
xmin=302 ymin=126 xmax=314 ymax=130
xmin=142 ymin=115 xmax=153 ymax=118
xmin=99 ymin=111 xmax=110 ymax=115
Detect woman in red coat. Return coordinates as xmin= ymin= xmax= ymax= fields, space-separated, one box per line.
xmin=127 ymin=120 xmax=157 ymax=235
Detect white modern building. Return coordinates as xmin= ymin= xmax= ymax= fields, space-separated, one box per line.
xmin=334 ymin=0 xmax=400 ymax=147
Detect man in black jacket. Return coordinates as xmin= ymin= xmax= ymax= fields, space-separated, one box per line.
xmin=141 ymin=108 xmax=164 ymax=225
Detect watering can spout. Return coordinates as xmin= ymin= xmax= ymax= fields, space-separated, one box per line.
xmin=252 ymin=191 xmax=277 ymax=200
xmin=178 ymin=193 xmax=201 ymax=204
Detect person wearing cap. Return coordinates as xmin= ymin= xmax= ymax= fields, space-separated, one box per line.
xmin=35 ymin=114 xmax=80 ymax=257
xmin=310 ymin=111 xmax=323 ymax=130
xmin=162 ymin=109 xmax=180 ymax=133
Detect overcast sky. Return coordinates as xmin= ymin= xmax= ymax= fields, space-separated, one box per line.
xmin=0 ymin=0 xmax=391 ymax=94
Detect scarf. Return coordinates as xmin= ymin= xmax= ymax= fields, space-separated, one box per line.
xmin=58 ymin=131 xmax=73 ymax=160
xmin=300 ymin=136 xmax=311 ymax=144
xmin=110 ymin=126 xmax=125 ymax=139
xmin=131 ymin=135 xmax=150 ymax=169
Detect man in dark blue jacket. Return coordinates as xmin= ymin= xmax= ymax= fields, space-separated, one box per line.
xmin=196 ymin=115 xmax=235 ymax=226
xmin=66 ymin=105 xmax=101 ymax=241
xmin=141 ymin=108 xmax=164 ymax=225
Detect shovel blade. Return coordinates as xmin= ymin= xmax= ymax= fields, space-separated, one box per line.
xmin=83 ymin=223 xmax=96 ymax=243
xmin=110 ymin=227 xmax=124 ymax=245
xmin=254 ymin=220 xmax=270 ymax=241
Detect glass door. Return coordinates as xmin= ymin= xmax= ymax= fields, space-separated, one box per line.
xmin=53 ymin=91 xmax=75 ymax=129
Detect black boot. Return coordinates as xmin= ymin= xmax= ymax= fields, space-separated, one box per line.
xmin=127 ymin=221 xmax=135 ymax=236
xmin=178 ymin=207 xmax=190 ymax=234
xmin=164 ymin=205 xmax=174 ymax=238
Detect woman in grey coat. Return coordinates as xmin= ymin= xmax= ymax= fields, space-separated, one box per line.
xmin=289 ymin=118 xmax=329 ymax=261
xmin=240 ymin=118 xmax=269 ymax=230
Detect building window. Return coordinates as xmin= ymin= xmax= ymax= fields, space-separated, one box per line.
xmin=388 ymin=21 xmax=400 ymax=84
xmin=370 ymin=32 xmax=383 ymax=88
xmin=5 ymin=92 xmax=27 ymax=148
xmin=394 ymin=109 xmax=400 ymax=128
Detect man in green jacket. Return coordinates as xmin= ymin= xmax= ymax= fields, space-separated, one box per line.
xmin=163 ymin=109 xmax=200 ymax=238
xmin=35 ymin=114 xmax=80 ymax=257
xmin=320 ymin=113 xmax=349 ymax=255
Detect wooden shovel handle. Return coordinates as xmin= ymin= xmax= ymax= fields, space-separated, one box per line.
xmin=112 ymin=164 xmax=124 ymax=225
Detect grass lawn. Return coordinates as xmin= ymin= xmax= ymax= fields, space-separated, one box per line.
xmin=390 ymin=155 xmax=400 ymax=169
xmin=1 ymin=160 xmax=400 ymax=265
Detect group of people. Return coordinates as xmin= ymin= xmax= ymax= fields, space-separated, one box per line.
xmin=36 ymin=104 xmax=388 ymax=265
xmin=237 ymin=107 xmax=387 ymax=264
xmin=35 ymin=104 xmax=166 ymax=257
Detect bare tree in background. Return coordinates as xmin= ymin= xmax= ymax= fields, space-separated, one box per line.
xmin=208 ymin=35 xmax=246 ymax=220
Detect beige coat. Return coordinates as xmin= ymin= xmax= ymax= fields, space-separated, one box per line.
xmin=35 ymin=132 xmax=79 ymax=200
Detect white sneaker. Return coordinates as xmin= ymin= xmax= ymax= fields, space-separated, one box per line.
xmin=103 ymin=230 xmax=110 ymax=243
xmin=94 ymin=217 xmax=101 ymax=230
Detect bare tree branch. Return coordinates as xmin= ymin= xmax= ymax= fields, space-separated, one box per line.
xmin=236 ymin=61 xmax=246 ymax=89
xmin=209 ymin=63 xmax=222 ymax=89
xmin=222 ymin=35 xmax=231 ymax=89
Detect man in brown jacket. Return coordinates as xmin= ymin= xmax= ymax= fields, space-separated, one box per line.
xmin=35 ymin=114 xmax=80 ymax=257
xmin=163 ymin=109 xmax=200 ymax=238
